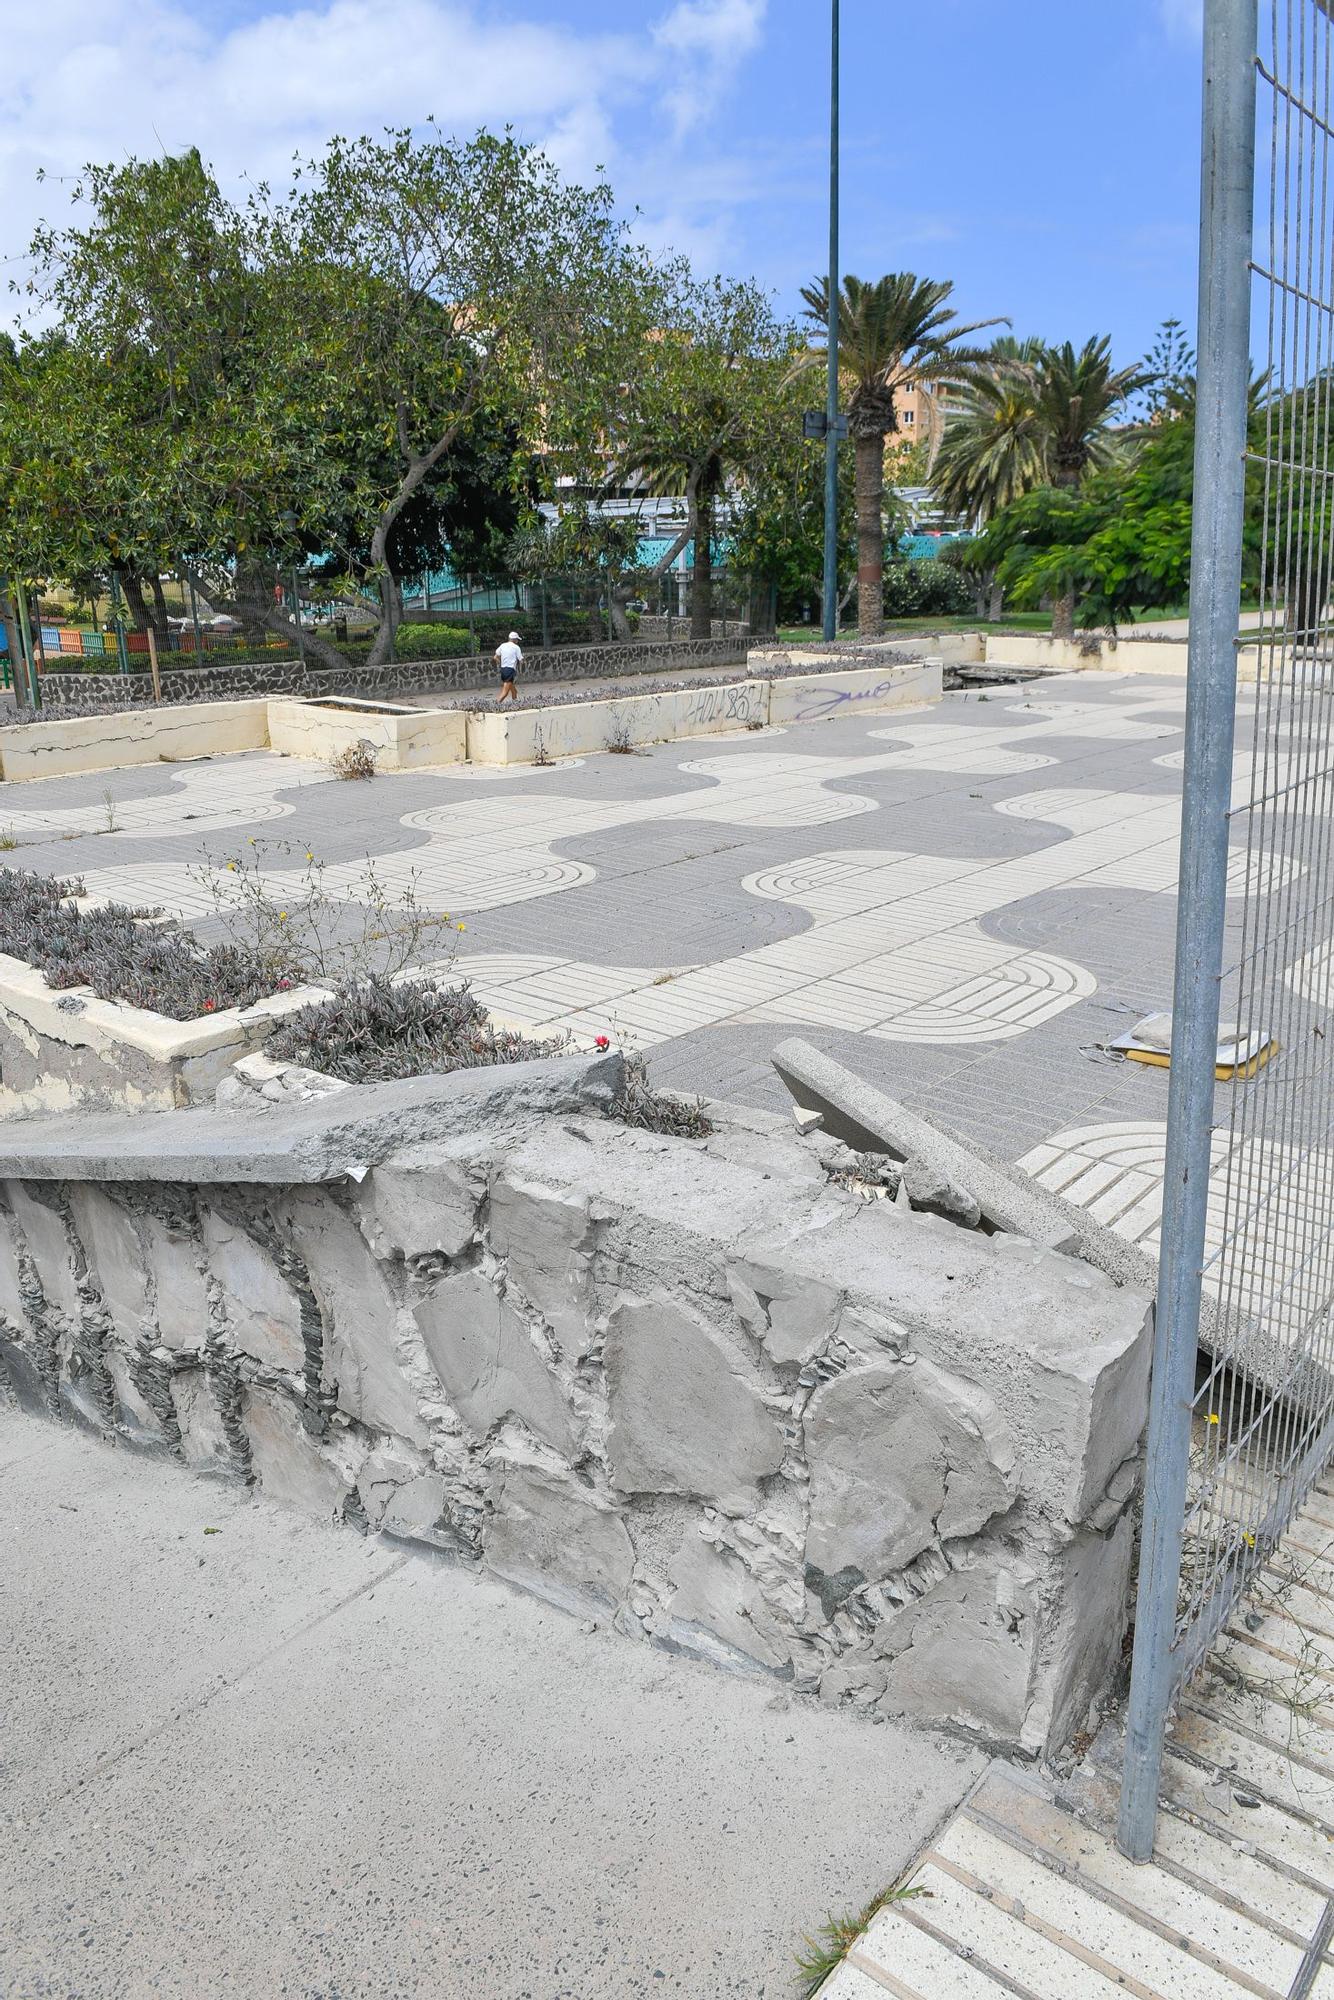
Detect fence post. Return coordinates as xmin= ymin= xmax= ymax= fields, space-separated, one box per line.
xmin=14 ymin=584 xmax=41 ymax=711
xmin=109 ymin=573 xmax=131 ymax=675
xmin=185 ymin=567 xmax=204 ymax=658
xmin=145 ymin=625 xmax=162 ymax=702
xmin=1117 ymin=0 xmax=1257 ymax=1863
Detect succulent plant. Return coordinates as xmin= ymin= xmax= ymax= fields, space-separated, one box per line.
xmin=0 ymin=867 xmax=295 ymax=1020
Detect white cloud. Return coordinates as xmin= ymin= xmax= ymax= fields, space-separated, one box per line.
xmin=0 ymin=0 xmax=771 ymax=322
xmin=652 ymin=0 xmax=768 ymax=135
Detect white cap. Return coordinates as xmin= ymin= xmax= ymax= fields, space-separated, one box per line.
xmin=508 ymin=631 xmax=521 ymax=642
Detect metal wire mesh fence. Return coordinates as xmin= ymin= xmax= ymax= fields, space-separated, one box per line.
xmin=1120 ymin=0 xmax=1334 ymax=1858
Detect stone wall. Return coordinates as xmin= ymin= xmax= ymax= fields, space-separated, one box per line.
xmin=27 ymin=637 xmax=749 ymax=715
xmin=0 ymin=1051 xmax=1151 ymax=1755
xmin=637 ymin=616 xmax=749 ymax=640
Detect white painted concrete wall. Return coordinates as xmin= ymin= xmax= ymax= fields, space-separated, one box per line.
xmin=266 ymin=701 xmax=466 ymax=770
xmin=769 ymin=663 xmax=943 ymax=725
xmin=982 ymin=632 xmax=1266 ymax=684
xmin=0 ymin=701 xmax=271 ymax=782
xmin=466 ymin=679 xmax=771 ymax=765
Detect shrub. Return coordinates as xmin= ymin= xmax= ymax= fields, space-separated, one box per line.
xmin=610 ymin=1053 xmax=712 ymax=1138
xmin=264 ymin=975 xmax=566 ymax=1084
xmin=391 ymin=623 xmax=473 ymax=661
xmin=878 ymin=559 xmax=974 ymax=620
xmin=328 ymin=739 xmax=378 ymax=780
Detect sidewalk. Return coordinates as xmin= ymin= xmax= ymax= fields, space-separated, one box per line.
xmin=820 ymin=1482 xmax=1334 ymax=1998
xmin=1 ymin=1410 xmax=983 ymax=1999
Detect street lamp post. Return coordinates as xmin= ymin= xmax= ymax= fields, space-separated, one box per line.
xmin=822 ymin=0 xmax=841 ymax=643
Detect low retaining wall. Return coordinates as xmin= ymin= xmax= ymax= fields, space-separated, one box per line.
xmin=768 ymin=663 xmax=941 ymax=725
xmin=981 ymin=632 xmax=1266 ymax=681
xmin=637 ymin=615 xmax=749 ymax=640
xmin=466 ymin=678 xmax=769 ymax=763
xmin=465 ymin=664 xmax=944 ymax=766
xmin=0 ymin=700 xmax=270 ymax=781
xmin=0 ymin=951 xmax=322 ymax=1116
xmin=267 ymin=699 xmax=467 ymax=771
xmin=26 ymin=636 xmax=749 ymax=713
xmin=0 ymin=661 xmax=944 ymax=780
xmin=0 ymin=1053 xmax=1151 ymax=1754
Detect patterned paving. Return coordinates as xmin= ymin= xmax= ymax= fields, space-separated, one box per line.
xmin=819 ymin=1479 xmax=1334 ymax=1999
xmin=1019 ymin=1119 xmax=1334 ymax=1356
xmin=1 ymin=670 xmax=1316 ymax=1164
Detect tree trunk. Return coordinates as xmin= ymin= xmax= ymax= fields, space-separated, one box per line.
xmin=988 ymin=579 xmax=1004 ymax=622
xmin=691 ymin=486 xmax=715 ymax=640
xmin=150 ymin=573 xmax=171 ymax=638
xmin=119 ymin=571 xmax=168 ymax=640
xmin=609 ymin=587 xmax=633 ymax=640
xmin=854 ymin=432 xmax=885 ymax=638
xmin=367 ymin=572 xmax=401 ymax=668
xmin=185 ymin=564 xmax=347 ymax=673
xmin=234 ymin=558 xmax=274 ymax=647
xmin=1291 ymin=558 xmax=1328 ymax=647
xmin=1051 ymin=590 xmax=1075 ymax=643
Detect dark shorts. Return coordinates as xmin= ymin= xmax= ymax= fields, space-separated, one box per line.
xmin=500 ymin=667 xmax=517 ymax=682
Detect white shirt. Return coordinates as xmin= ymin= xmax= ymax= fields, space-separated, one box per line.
xmin=497 ymin=640 xmax=523 ymax=672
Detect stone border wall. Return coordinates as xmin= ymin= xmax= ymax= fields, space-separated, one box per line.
xmin=637 ymin=615 xmax=749 ymax=640
xmin=0 ymin=1051 xmax=1151 ymax=1756
xmin=26 ymin=636 xmax=748 ymax=715
xmin=0 ymin=663 xmax=943 ymax=782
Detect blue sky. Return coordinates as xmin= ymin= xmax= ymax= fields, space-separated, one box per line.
xmin=4 ymin=0 xmax=1205 ymax=364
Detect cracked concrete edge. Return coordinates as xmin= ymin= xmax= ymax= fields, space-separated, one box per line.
xmin=769 ymin=1036 xmax=1160 ymax=1292
xmin=0 ymin=1049 xmax=627 ymax=1184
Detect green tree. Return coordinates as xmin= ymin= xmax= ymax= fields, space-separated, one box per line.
xmin=285 ymin=126 xmax=657 ymax=664
xmin=964 ymin=381 xmax=1264 ymax=633
xmin=931 ymin=345 xmax=1048 ymax=528
xmin=612 ymin=273 xmax=800 ymax=638
xmin=727 ymin=432 xmax=858 ymax=631
xmin=801 ymin=273 xmax=1003 ymax=637
xmin=8 ymin=149 xmax=359 ymax=668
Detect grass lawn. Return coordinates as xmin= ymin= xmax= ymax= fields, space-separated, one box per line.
xmin=774 ymin=611 xmax=1052 ymax=643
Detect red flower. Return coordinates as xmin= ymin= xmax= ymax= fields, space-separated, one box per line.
xmin=202 ymin=1000 xmax=216 ymax=1013
xmin=594 ymin=1034 xmax=611 ymax=1051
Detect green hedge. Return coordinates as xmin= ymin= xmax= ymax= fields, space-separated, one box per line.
xmin=879 ymin=560 xmax=974 ymax=619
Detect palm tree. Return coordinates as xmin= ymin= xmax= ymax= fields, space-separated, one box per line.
xmin=802 ymin=273 xmax=1005 ymax=636
xmin=932 ymin=340 xmax=1048 ymax=528
xmin=1035 ymin=337 xmax=1145 ymax=488
xmin=1032 ymin=338 xmax=1146 ymax=637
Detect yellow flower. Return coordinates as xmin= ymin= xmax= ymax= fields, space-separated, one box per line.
xmin=278 ymin=911 xmax=288 ymax=922
xmin=1244 ymin=1533 xmax=1256 ymax=1548
xmin=457 ymin=921 xmax=466 ymax=931
xmin=226 ymin=861 xmax=237 ymax=872
xmin=306 ymin=853 xmax=314 ymax=862
xmin=1208 ymin=1412 xmax=1220 ymax=1425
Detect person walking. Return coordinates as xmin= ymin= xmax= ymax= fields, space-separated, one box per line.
xmin=495 ymin=630 xmax=523 ymax=705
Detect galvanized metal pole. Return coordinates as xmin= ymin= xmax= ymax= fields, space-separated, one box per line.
xmin=1117 ymin=0 xmax=1256 ymax=1864
xmin=821 ymin=0 xmax=840 ymax=643
xmin=14 ymin=583 xmax=40 ymax=711
xmin=109 ymin=573 xmax=130 ymax=676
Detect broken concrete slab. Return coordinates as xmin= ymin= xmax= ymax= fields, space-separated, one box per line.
xmin=0 ymin=1049 xmax=626 ymax=1186
xmin=770 ymin=1036 xmax=1159 ymax=1290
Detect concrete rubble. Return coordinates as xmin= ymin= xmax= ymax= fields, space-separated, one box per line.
xmin=0 ymin=1043 xmax=1153 ymax=1756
